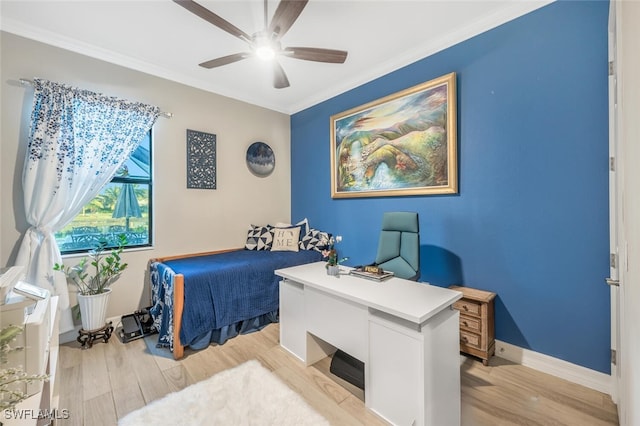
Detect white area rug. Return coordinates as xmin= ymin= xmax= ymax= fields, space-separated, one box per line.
xmin=118 ymin=360 xmax=329 ymax=426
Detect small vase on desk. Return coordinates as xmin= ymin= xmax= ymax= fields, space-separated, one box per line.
xmin=326 ymin=265 xmax=340 ymax=276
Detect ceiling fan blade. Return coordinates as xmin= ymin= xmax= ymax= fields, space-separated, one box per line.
xmin=273 ymin=61 xmax=290 ymax=89
xmin=268 ymin=0 xmax=309 ymax=39
xmin=173 ymin=0 xmax=251 ymax=42
xmin=199 ymin=53 xmax=251 ymax=69
xmin=283 ymin=47 xmax=348 ymax=64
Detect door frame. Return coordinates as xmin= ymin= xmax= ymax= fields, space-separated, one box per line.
xmin=607 ymin=0 xmax=619 ymax=403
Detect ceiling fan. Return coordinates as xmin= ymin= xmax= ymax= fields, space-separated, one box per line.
xmin=174 ymin=0 xmax=348 ymax=89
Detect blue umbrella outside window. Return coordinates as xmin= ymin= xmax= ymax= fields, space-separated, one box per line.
xmin=112 ymin=167 xmax=142 ymax=232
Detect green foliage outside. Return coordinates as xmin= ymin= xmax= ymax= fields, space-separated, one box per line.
xmin=54 ymin=185 xmax=150 ymax=250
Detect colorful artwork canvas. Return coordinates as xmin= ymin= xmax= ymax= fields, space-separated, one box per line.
xmin=330 ymin=72 xmax=457 ymax=198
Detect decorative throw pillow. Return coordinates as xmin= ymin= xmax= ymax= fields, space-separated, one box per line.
xmin=245 ymin=224 xmax=273 ymax=251
xmin=274 ymin=218 xmax=309 ymax=237
xmin=299 ymin=229 xmax=331 ymax=252
xmin=296 ymin=218 xmax=310 ymax=236
xmin=271 ymin=226 xmax=301 ymax=252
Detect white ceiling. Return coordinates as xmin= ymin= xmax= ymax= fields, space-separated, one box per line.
xmin=1 ymin=0 xmax=551 ymax=114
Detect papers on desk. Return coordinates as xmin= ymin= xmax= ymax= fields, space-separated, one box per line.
xmin=349 ymin=267 xmax=394 ymax=282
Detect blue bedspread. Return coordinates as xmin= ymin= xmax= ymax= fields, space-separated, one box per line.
xmin=150 ymin=249 xmax=322 ymax=351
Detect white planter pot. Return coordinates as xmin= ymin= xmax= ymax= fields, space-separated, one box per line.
xmin=77 ymin=289 xmax=111 ymax=331
xmin=327 ymin=265 xmax=340 ymax=276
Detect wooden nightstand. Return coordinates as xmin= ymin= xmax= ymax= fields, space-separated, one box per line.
xmin=449 ymin=285 xmax=496 ymax=366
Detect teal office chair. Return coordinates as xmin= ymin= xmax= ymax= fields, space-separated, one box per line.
xmin=331 ymin=212 xmax=420 ymax=389
xmin=373 ymin=212 xmax=420 ymax=281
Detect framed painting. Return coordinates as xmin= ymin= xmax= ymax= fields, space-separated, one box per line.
xmin=330 ymin=72 xmax=457 ymax=198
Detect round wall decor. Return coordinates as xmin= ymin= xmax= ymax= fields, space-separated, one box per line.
xmin=246 ymin=141 xmax=275 ymax=177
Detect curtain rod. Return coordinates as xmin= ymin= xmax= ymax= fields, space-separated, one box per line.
xmin=19 ymin=78 xmax=173 ymax=119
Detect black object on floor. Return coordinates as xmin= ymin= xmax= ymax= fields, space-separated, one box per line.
xmin=330 ymin=349 xmax=365 ymax=390
xmin=117 ymin=306 xmax=158 ymax=343
xmin=78 ymin=321 xmax=114 ymax=349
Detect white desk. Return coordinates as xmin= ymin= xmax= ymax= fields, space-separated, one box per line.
xmin=275 ymin=262 xmax=463 ymax=426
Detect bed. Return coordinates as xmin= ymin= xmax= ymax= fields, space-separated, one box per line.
xmin=149 ymin=247 xmax=323 ymax=359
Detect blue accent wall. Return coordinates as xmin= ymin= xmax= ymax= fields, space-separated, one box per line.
xmin=291 ymin=1 xmax=610 ymax=373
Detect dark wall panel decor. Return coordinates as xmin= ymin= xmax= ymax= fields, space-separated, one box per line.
xmin=186 ymin=129 xmax=216 ymax=189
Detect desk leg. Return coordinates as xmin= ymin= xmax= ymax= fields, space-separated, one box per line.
xmin=368 ymin=317 xmax=422 ymax=425
xmin=368 ymin=308 xmax=460 ymax=426
xmin=422 ymin=308 xmax=460 ymax=426
xmin=279 ymin=280 xmax=306 ymax=362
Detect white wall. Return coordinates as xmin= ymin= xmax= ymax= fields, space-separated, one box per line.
xmin=618 ymin=1 xmax=640 ymax=424
xmin=0 ymin=32 xmax=292 ymax=318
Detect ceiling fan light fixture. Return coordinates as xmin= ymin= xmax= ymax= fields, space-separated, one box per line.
xmin=255 ymin=44 xmax=275 ymax=61
xmin=175 ymin=0 xmax=346 ymax=88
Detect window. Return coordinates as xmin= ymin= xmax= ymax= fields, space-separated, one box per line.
xmin=55 ymin=131 xmax=153 ymax=254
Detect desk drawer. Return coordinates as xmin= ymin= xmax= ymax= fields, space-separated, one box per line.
xmin=453 ymin=299 xmax=481 ymax=316
xmin=460 ymin=330 xmax=481 ymax=349
xmin=459 ymin=315 xmax=481 ymax=333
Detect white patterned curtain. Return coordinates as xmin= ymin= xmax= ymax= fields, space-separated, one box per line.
xmin=16 ymin=79 xmax=160 ymax=332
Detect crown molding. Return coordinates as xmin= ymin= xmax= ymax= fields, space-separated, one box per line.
xmin=2 ymin=1 xmax=553 ymax=115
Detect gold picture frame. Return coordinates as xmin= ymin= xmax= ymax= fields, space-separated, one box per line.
xmin=330 ymin=72 xmax=457 ymax=198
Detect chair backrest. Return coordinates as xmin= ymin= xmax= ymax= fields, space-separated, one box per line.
xmin=374 ymin=212 xmax=420 ymax=281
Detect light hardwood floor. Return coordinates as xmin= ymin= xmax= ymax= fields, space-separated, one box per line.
xmin=57 ymin=323 xmax=618 ymax=425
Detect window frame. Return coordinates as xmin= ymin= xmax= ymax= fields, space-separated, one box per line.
xmin=57 ymin=131 xmax=154 ymax=255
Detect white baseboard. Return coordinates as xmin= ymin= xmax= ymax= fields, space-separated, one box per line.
xmin=495 ymin=339 xmax=612 ymax=395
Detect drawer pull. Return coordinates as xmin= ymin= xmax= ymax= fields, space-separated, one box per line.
xmin=462 ymin=320 xmax=468 ymax=326
xmin=453 ymin=300 xmax=481 ymax=315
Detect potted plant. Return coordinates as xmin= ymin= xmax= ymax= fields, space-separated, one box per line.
xmin=321 ymin=235 xmax=348 ymax=276
xmin=54 ymin=234 xmax=128 ymax=331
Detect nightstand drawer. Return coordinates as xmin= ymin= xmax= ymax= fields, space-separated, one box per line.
xmin=460 ymin=331 xmax=481 ymax=349
xmin=453 ymin=299 xmax=481 ymax=316
xmin=460 ymin=315 xmax=481 ymax=332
